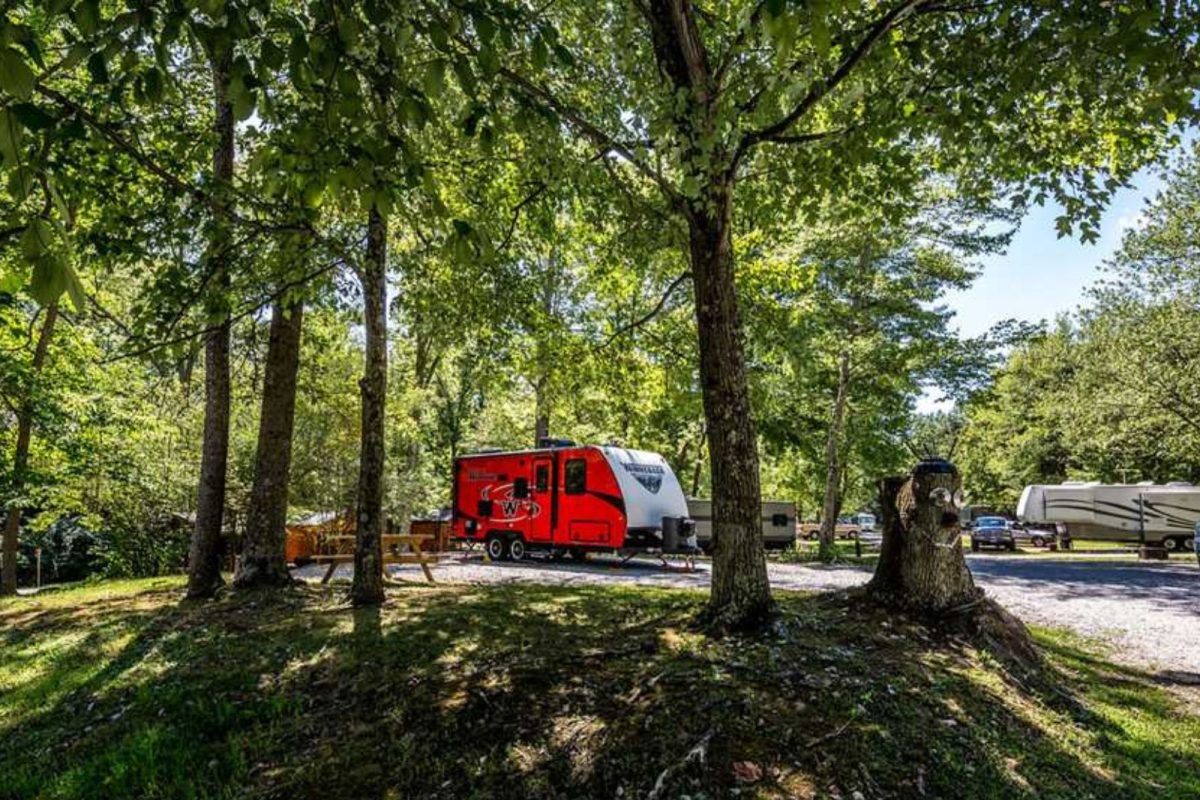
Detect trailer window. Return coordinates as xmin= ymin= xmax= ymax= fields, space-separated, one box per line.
xmin=771 ymin=513 xmax=788 ymax=527
xmin=565 ymin=459 xmax=587 ymax=494
xmin=513 ymin=477 xmax=529 ymax=499
xmin=535 ymin=464 xmax=549 ymax=492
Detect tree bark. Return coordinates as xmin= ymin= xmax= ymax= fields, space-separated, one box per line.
xmin=642 ymin=0 xmax=772 ymax=629
xmin=1 ymin=303 xmax=58 ymax=596
xmin=234 ymin=299 xmax=304 ymax=589
xmin=352 ymin=205 xmax=388 ymax=606
xmin=818 ymin=351 xmax=851 ymax=561
xmin=866 ymin=459 xmax=978 ymax=612
xmin=186 ymin=43 xmax=235 ymax=600
xmin=689 ymin=191 xmax=773 ymax=630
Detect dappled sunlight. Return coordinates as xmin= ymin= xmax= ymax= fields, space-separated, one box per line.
xmin=3 ymin=578 xmax=1199 ymax=799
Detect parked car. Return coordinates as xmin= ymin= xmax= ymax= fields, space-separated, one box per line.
xmin=798 ymin=518 xmax=864 ymax=540
xmin=1013 ymin=522 xmax=1054 ymax=548
xmin=970 ymin=516 xmax=1017 ymax=552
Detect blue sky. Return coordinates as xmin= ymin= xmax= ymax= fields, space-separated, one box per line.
xmin=946 ymin=170 xmax=1164 ymax=339
xmin=917 ymin=159 xmax=1173 ymax=412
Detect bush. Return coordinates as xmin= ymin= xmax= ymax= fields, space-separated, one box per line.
xmin=92 ymin=518 xmax=191 ymax=579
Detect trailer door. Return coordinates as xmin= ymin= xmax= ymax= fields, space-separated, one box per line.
xmin=530 ymin=456 xmax=554 ymax=545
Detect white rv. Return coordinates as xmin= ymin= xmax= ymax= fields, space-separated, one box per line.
xmin=1017 ymin=481 xmax=1200 ymax=552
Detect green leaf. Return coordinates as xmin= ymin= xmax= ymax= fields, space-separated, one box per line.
xmin=231 ymin=81 xmax=256 ymax=121
xmin=0 ymin=109 xmax=24 ymax=164
xmin=452 ymin=57 xmax=476 ymax=96
xmin=142 ymin=67 xmax=164 ymax=103
xmin=29 ymin=252 xmax=68 ymax=306
xmin=75 ymin=0 xmax=101 ymax=36
xmin=21 ymin=218 xmax=53 ymax=258
xmin=423 ymin=59 xmax=446 ymax=99
xmin=532 ymin=36 xmax=549 ymax=70
xmin=10 ymin=102 xmax=55 ymax=131
xmin=63 ymin=259 xmax=86 ymax=312
xmin=87 ymin=52 xmax=109 ymax=85
xmin=0 ymin=47 xmax=36 ymax=101
xmin=260 ymin=39 xmax=284 ymax=71
xmin=811 ymin=2 xmax=830 ymax=57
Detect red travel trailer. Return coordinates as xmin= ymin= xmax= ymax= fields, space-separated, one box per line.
xmin=452 ymin=441 xmax=692 ymax=560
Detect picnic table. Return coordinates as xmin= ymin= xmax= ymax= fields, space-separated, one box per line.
xmin=310 ymin=533 xmax=437 ymax=584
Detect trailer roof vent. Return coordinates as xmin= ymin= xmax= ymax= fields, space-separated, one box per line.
xmin=538 ymin=437 xmax=575 ymax=449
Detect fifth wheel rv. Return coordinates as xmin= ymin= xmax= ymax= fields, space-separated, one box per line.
xmin=1017 ymin=482 xmax=1200 ymax=552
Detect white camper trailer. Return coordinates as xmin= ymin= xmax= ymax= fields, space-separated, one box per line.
xmin=1017 ymin=481 xmax=1200 ymax=551
xmin=687 ymin=498 xmax=797 ymax=550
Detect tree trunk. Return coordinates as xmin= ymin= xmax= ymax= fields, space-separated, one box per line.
xmin=533 ymin=382 xmax=550 ymax=446
xmin=689 ymin=190 xmax=773 ymax=630
xmin=234 ymin=299 xmax=304 ymax=589
xmin=690 ymin=423 xmax=706 ymax=498
xmin=1 ymin=303 xmax=58 ymax=596
xmin=186 ymin=43 xmax=235 ymax=600
xmin=819 ymin=351 xmax=851 ymax=561
xmin=866 ymin=459 xmax=978 ymax=612
xmin=352 ymin=205 xmax=388 ymax=606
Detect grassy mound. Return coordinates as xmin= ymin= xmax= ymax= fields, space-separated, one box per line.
xmin=2 ymin=577 xmax=1196 ymax=799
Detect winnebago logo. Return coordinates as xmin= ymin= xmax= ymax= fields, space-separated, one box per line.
xmin=622 ymin=462 xmax=664 ymax=494
xmin=481 ymin=484 xmax=541 ymax=522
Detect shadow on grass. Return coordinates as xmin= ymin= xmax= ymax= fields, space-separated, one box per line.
xmin=1 ymin=581 xmax=1197 ymax=799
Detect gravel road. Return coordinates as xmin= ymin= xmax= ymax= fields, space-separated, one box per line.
xmin=297 ymin=553 xmax=1200 ymax=675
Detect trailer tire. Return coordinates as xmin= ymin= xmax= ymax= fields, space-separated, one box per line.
xmin=507 ymin=536 xmax=526 ymax=562
xmin=485 ymin=534 xmax=506 ymax=562
xmin=1163 ymin=536 xmax=1180 ymax=552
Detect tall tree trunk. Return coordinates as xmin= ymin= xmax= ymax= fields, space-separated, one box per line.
xmin=352 ymin=205 xmax=388 ymax=606
xmin=1 ymin=303 xmax=58 ymax=596
xmin=689 ymin=422 xmax=706 ymax=498
xmin=643 ymin=0 xmax=771 ymax=629
xmin=186 ymin=44 xmax=235 ymax=600
xmin=819 ymin=351 xmax=851 ymax=561
xmin=867 ymin=459 xmax=978 ymax=612
xmin=533 ymin=377 xmax=550 ymax=446
xmin=689 ymin=190 xmax=773 ymax=630
xmin=234 ymin=299 xmax=304 ymax=589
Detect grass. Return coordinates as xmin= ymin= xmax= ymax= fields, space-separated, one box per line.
xmin=2 ymin=577 xmax=1198 ymax=799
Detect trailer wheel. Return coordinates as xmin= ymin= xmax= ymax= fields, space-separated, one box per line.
xmin=485 ymin=534 xmax=506 ymax=562
xmin=1162 ymin=536 xmax=1180 ymax=552
xmin=507 ymin=536 xmax=527 ymax=561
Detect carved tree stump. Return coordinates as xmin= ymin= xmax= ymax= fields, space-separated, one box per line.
xmin=866 ymin=458 xmax=1039 ymax=669
xmin=867 ymin=458 xmax=979 ymax=612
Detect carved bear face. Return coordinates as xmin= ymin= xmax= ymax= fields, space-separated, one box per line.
xmin=897 ymin=458 xmax=964 ymax=544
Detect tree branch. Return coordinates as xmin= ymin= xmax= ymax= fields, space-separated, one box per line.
xmin=35 ymin=85 xmax=313 ymax=237
xmin=599 ymin=270 xmax=692 ymax=348
xmin=735 ymin=0 xmax=928 ymax=163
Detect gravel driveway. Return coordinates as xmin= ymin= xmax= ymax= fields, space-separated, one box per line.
xmin=296 ymin=553 xmax=1200 ymax=675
